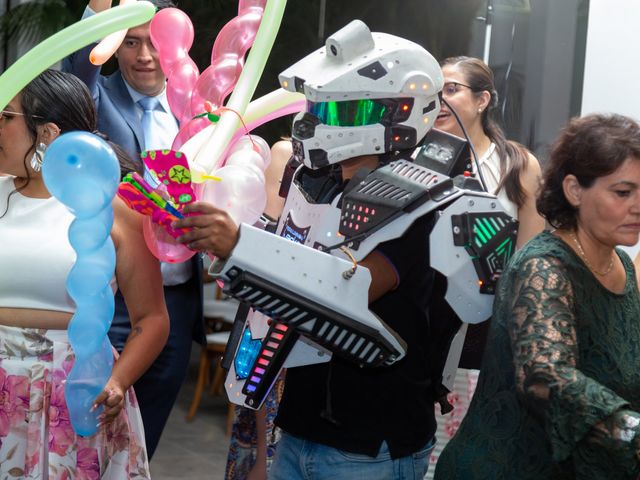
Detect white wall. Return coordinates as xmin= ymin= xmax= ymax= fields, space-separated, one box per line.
xmin=581 ymin=0 xmax=640 ymax=120
xmin=582 ymin=0 xmax=640 ymax=259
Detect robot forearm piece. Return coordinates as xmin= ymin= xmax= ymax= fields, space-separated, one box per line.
xmin=210 ymin=223 xmax=407 ymax=368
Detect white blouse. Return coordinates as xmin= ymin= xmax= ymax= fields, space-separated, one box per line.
xmin=475 ymin=143 xmax=518 ymax=219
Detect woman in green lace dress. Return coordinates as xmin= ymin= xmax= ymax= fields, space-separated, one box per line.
xmin=434 ymin=113 xmax=640 ymax=479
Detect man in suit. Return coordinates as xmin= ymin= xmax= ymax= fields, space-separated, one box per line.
xmin=63 ymin=0 xmax=205 ymax=459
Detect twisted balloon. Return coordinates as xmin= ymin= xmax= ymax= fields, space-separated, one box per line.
xmin=42 ymin=132 xmax=121 ymax=437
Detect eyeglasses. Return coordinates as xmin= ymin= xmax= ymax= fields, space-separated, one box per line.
xmin=0 ymin=110 xmax=43 ymax=121
xmin=441 ymin=82 xmax=474 ymax=98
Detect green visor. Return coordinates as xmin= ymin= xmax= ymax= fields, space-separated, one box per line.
xmin=306 ymin=99 xmax=388 ymax=127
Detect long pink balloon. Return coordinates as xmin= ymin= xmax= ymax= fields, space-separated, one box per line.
xmin=189 ymin=2 xmax=266 ymax=118
xmin=150 ymin=8 xmax=200 ymax=125
xmin=151 ymin=1 xmax=267 ymax=130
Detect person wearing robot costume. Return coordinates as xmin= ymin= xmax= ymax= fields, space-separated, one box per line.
xmin=174 ymin=20 xmax=517 ymax=480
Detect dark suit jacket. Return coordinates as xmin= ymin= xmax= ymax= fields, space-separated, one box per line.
xmin=63 ymin=45 xmax=145 ymax=163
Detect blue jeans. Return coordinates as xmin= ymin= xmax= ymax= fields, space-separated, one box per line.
xmin=269 ymin=432 xmax=435 ymax=480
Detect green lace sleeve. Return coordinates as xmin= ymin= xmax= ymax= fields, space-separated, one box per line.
xmin=508 ymin=255 xmax=640 ymax=467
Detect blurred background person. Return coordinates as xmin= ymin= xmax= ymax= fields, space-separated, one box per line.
xmin=435 ymin=56 xmax=544 ymax=247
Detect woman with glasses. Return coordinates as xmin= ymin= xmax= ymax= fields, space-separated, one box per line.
xmin=0 ymin=69 xmax=169 ymax=478
xmin=435 ymin=56 xmax=544 ymax=247
xmin=435 ymin=113 xmax=640 ymax=479
xmin=428 ymin=56 xmax=545 ymax=475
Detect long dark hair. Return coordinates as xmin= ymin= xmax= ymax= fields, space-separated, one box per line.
xmin=537 ymin=114 xmax=640 ymax=230
xmin=441 ymin=56 xmax=531 ymax=208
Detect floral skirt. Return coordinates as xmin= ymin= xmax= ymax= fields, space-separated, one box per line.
xmin=0 ymin=325 xmax=149 ymax=479
xmin=426 ymin=368 xmax=479 ymax=479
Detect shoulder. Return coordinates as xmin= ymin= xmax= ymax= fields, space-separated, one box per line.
xmin=522 ymin=150 xmax=541 ymax=175
xmin=266 ymin=140 xmax=292 ymax=177
xmin=516 ymin=148 xmax=541 ymax=193
xmin=505 ymin=235 xmax=576 ymax=294
xmin=102 ymin=70 xmax=125 ymax=89
xmin=111 ymin=196 xmax=143 ymax=247
xmin=511 ymin=233 xmax=570 ymax=270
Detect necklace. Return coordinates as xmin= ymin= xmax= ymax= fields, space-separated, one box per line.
xmin=569 ymin=232 xmax=615 ymax=276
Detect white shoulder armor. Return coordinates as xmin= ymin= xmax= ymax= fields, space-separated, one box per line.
xmin=214 ymin=158 xmax=517 ymax=408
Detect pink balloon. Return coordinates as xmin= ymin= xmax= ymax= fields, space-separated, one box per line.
xmin=167 ymin=61 xmax=200 ymax=124
xmin=142 ymin=216 xmax=195 ymax=263
xmin=190 ymin=56 xmax=242 ymax=115
xmin=227 ymin=135 xmax=271 ymax=169
xmin=150 ymin=8 xmax=194 ymax=69
xmin=239 ymin=0 xmax=266 ymax=10
xmin=201 ymin=165 xmax=266 ymax=226
xmin=171 ymin=1 xmax=267 ymax=142
xmin=171 ymin=116 xmax=212 ymax=151
xmin=209 ymin=9 xmax=263 ymax=66
xmin=150 ymin=8 xmax=199 ymax=124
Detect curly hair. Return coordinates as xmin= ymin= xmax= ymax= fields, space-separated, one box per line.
xmin=536 ymin=113 xmax=640 ymax=230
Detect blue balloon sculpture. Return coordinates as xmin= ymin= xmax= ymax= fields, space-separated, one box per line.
xmin=42 ymin=131 xmax=120 ymax=436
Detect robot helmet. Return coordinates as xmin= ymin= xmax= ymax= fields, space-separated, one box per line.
xmin=279 ymin=20 xmax=444 ymax=169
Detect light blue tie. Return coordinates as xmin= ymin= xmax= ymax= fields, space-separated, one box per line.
xmin=138 ymin=96 xmax=166 ymax=152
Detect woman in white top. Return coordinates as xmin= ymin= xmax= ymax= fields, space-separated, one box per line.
xmin=0 ymin=69 xmax=169 ymax=478
xmin=435 ymin=56 xmax=544 ymax=246
xmin=428 ymin=56 xmax=545 ymax=478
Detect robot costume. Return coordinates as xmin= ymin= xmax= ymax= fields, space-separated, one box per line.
xmin=211 ymin=20 xmax=518 ymax=409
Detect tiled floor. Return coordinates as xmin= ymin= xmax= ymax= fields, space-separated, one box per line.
xmin=150 ymin=347 xmax=230 ymax=479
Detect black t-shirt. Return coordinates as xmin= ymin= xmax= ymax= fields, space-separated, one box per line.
xmin=275 ymin=214 xmax=437 ymax=459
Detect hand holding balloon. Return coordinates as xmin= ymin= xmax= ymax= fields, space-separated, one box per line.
xmin=42 ymin=131 xmax=121 ymax=437
xmin=92 ymin=376 xmax=125 ymax=426
xmin=173 ymin=202 xmax=239 ymax=259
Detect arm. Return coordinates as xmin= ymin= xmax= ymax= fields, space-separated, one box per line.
xmin=61 ymin=1 xmax=112 ymax=97
xmin=95 ymin=197 xmax=170 ymax=422
xmin=174 ymin=202 xmax=417 ymax=303
xmin=264 ymin=140 xmax=292 ymax=219
xmin=359 ymin=250 xmax=397 ymax=302
xmin=515 ymin=152 xmax=545 ymax=248
xmin=510 ymin=256 xmax=640 ymax=468
xmin=88 ymin=0 xmax=112 ymax=11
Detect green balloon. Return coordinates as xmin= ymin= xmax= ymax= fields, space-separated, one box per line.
xmin=0 ymin=1 xmax=155 ymax=110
